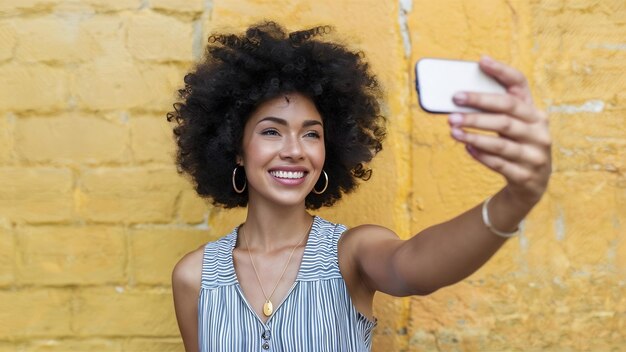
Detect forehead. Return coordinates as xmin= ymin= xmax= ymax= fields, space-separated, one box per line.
xmin=247 ymin=93 xmax=323 ymax=125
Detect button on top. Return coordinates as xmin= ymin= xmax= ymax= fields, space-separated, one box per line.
xmin=262 ymin=330 xmax=271 ymax=340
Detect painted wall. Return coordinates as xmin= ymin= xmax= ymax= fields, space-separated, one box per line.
xmin=0 ymin=0 xmax=624 ymax=350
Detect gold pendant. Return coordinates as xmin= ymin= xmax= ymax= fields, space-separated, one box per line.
xmin=263 ymin=300 xmax=273 ymax=316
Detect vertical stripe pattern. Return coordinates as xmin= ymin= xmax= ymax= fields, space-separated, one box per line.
xmin=198 ymin=216 xmax=377 ymax=351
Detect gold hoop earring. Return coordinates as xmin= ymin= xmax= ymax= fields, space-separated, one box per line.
xmin=232 ymin=166 xmax=246 ymax=193
xmin=312 ymin=170 xmax=328 ymax=194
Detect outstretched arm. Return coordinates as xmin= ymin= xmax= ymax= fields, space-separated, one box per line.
xmin=347 ymin=56 xmax=551 ymax=296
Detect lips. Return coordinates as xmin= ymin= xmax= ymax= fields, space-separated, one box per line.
xmin=268 ymin=168 xmax=308 ymax=186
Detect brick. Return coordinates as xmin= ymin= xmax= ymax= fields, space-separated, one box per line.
xmin=78 ymin=0 xmax=140 ymax=11
xmin=370 ymin=293 xmax=409 ymax=352
xmin=551 ymin=111 xmax=626 ymax=172
xmin=0 ymin=289 xmax=72 ymax=338
xmin=0 ymin=0 xmax=139 ymax=13
xmin=0 ymin=63 xmax=67 ymax=112
xmin=0 ymin=342 xmax=18 ymax=352
xmin=0 ymin=114 xmax=14 ymax=163
xmin=151 ymin=0 xmax=204 ymax=13
xmin=410 ymin=277 xmax=626 ymax=351
xmin=74 ymin=287 xmax=178 ymax=336
xmin=206 ymin=206 xmax=247 ymax=238
xmin=0 ymin=0 xmax=53 ymax=15
xmin=122 ymin=338 xmax=183 ymax=352
xmin=13 ymin=17 xmax=100 ymax=63
xmin=23 ymin=339 xmax=121 ymax=352
xmin=532 ymin=3 xmax=626 ymax=103
xmin=130 ymin=114 xmax=175 ymax=163
xmin=0 ymin=226 xmax=14 ymax=286
xmin=127 ymin=12 xmax=193 ymax=62
xmin=178 ymin=189 xmax=208 ymax=224
xmin=16 ymin=115 xmax=129 ymax=164
xmin=433 ymin=328 xmax=488 ymax=351
xmin=409 ymin=282 xmax=495 ymax=332
xmin=78 ymin=167 xmax=184 ymax=223
xmin=0 ymin=21 xmax=16 ymax=61
xmin=407 ymin=330 xmax=437 ymax=352
xmin=74 ymin=60 xmax=185 ymax=112
xmin=130 ymin=227 xmax=209 ymax=285
xmin=617 ymin=177 xmax=626 ymax=271
xmin=140 ymin=64 xmax=190 ymax=113
xmin=17 ymin=226 xmax=126 ymax=285
xmin=0 ymin=167 xmax=73 ymax=223
xmin=73 ymin=58 xmax=151 ymax=110
xmin=79 ymin=15 xmax=127 ymax=55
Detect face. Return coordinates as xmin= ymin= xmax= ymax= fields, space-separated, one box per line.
xmin=239 ymin=92 xmax=325 ymax=208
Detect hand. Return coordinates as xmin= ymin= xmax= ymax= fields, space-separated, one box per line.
xmin=448 ymin=56 xmax=552 ymax=206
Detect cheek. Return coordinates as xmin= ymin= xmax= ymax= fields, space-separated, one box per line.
xmin=242 ymin=139 xmax=278 ymax=167
xmin=313 ymin=146 xmax=326 ymax=167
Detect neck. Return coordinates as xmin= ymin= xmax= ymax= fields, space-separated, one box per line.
xmin=241 ymin=202 xmax=313 ymax=253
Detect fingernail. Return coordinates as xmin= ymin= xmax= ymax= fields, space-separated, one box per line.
xmin=481 ymin=55 xmax=495 ymax=66
xmin=451 ymin=127 xmax=464 ymax=140
xmin=448 ymin=113 xmax=463 ymax=125
xmin=466 ymin=144 xmax=477 ymax=156
xmin=453 ymin=92 xmax=467 ymax=105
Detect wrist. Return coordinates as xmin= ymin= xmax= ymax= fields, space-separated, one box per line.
xmin=502 ymin=185 xmax=543 ymax=211
xmin=482 ymin=196 xmax=521 ymax=238
xmin=485 ymin=188 xmax=534 ymax=235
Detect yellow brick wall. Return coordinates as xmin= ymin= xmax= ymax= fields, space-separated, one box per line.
xmin=0 ymin=0 xmax=624 ymax=351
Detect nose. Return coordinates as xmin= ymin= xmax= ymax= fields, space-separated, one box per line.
xmin=279 ymin=134 xmax=305 ymax=160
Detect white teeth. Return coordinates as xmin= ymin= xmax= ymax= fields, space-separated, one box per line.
xmin=270 ymin=170 xmax=305 ymax=179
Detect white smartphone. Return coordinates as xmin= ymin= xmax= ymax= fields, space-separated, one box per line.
xmin=415 ymin=58 xmax=506 ymax=114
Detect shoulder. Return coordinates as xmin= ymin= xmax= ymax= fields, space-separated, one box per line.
xmin=172 ymin=244 xmax=205 ymax=294
xmin=339 ymin=224 xmax=403 ymax=275
xmin=337 ymin=223 xmax=403 ymax=271
xmin=339 ymin=223 xmax=401 ymax=250
xmin=339 ymin=224 xmax=410 ymax=295
xmin=172 ymin=229 xmax=238 ymax=291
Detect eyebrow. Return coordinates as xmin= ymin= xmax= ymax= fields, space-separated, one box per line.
xmin=257 ymin=116 xmax=323 ymax=128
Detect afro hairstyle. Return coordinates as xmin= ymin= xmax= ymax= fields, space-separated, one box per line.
xmin=167 ymin=21 xmax=386 ymax=210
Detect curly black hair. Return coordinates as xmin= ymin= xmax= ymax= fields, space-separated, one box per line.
xmin=167 ymin=21 xmax=386 ymax=210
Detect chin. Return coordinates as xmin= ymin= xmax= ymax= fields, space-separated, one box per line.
xmin=253 ymin=187 xmax=311 ymax=208
xmin=270 ymin=193 xmax=310 ymax=208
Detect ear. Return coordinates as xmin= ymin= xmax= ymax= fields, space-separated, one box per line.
xmin=236 ymin=155 xmax=243 ymax=166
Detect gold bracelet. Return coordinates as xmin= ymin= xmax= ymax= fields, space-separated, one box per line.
xmin=481 ymin=196 xmax=520 ymax=238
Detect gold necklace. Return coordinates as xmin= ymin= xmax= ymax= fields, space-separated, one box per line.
xmin=240 ymin=218 xmax=313 ymax=317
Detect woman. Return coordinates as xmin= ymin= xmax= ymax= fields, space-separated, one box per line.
xmin=168 ymin=22 xmax=551 ymax=351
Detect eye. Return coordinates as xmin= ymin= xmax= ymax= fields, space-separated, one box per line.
xmin=261 ymin=128 xmax=280 ymax=136
xmin=304 ymin=131 xmax=321 ymax=138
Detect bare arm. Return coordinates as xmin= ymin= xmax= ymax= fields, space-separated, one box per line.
xmin=172 ymin=247 xmax=204 ymax=352
xmin=349 ymin=56 xmax=551 ymax=296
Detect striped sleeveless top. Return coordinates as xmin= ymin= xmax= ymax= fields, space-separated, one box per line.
xmin=198 ymin=215 xmax=377 ymax=351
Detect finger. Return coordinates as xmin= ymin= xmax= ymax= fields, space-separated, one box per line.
xmin=479 ymin=56 xmax=532 ymax=104
xmin=452 ymin=92 xmax=540 ymax=123
xmin=478 ymin=56 xmax=529 ymax=92
xmin=451 ymin=127 xmax=547 ymax=167
xmin=448 ymin=113 xmax=546 ymax=144
xmin=465 ymin=144 xmax=534 ymax=185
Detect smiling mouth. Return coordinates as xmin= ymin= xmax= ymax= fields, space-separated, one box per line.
xmin=269 ymin=170 xmax=307 ymax=179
